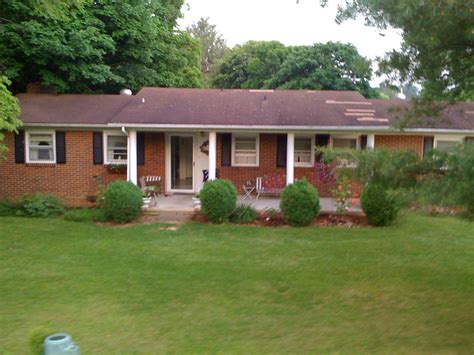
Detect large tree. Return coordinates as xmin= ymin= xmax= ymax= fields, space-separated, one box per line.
xmin=212 ymin=41 xmax=289 ymax=89
xmin=267 ymin=42 xmax=377 ymax=97
xmin=0 ymin=76 xmax=21 ymax=157
xmin=212 ymin=41 xmax=377 ymax=98
xmin=322 ymin=0 xmax=473 ymax=102
xmin=187 ymin=17 xmax=227 ymax=83
xmin=0 ymin=0 xmax=202 ymax=94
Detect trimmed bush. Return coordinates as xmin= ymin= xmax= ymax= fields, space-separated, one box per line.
xmin=200 ymin=179 xmax=237 ymax=223
xmin=231 ymin=204 xmax=258 ymax=224
xmin=103 ymin=180 xmax=143 ymax=223
xmin=64 ymin=208 xmax=108 ymax=223
xmin=18 ymin=193 xmax=65 ymax=217
xmin=361 ymin=184 xmax=399 ymax=226
xmin=0 ymin=202 xmax=18 ymax=216
xmin=280 ymin=179 xmax=320 ymax=227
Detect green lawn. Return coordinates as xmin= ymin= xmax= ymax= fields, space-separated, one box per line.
xmin=1 ymin=214 xmax=473 ymax=354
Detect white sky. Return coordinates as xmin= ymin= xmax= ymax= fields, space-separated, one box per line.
xmin=178 ymin=0 xmax=403 ymax=86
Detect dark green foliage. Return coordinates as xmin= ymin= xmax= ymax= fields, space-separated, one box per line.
xmin=0 ymin=0 xmax=202 ymax=94
xmin=103 ymin=180 xmax=143 ymax=223
xmin=64 ymin=208 xmax=108 ymax=223
xmin=18 ymin=193 xmax=65 ymax=217
xmin=325 ymin=0 xmax=472 ymax=101
xmin=0 ymin=76 xmax=21 ymax=157
xmin=361 ymin=184 xmax=399 ymax=226
xmin=212 ymin=41 xmax=378 ymax=98
xmin=199 ymin=179 xmax=237 ymax=223
xmin=354 ymin=148 xmax=420 ymax=189
xmin=280 ymin=179 xmax=320 ymax=227
xmin=267 ymin=42 xmax=378 ymax=98
xmin=212 ymin=41 xmax=288 ymax=89
xmin=0 ymin=201 xmax=19 ymax=216
xmin=231 ymin=204 xmax=258 ymax=224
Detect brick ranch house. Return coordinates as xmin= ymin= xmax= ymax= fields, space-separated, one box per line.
xmin=1 ymin=87 xmax=473 ymax=206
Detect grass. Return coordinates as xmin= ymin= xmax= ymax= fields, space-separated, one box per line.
xmin=0 ymin=213 xmax=473 ymax=353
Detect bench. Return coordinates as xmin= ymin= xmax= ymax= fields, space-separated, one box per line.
xmin=256 ymin=174 xmax=286 ymax=199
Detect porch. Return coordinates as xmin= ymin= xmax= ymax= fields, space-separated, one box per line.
xmin=143 ymin=194 xmax=362 ymax=215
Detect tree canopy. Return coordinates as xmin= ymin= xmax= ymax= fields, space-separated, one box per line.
xmin=0 ymin=76 xmax=21 ymax=157
xmin=322 ymin=0 xmax=473 ymax=102
xmin=0 ymin=0 xmax=202 ymax=94
xmin=212 ymin=41 xmax=378 ymax=98
xmin=187 ymin=17 xmax=227 ymax=84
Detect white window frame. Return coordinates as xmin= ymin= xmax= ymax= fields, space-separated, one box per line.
xmin=434 ymin=135 xmax=464 ymax=151
xmin=330 ymin=135 xmax=361 ymax=150
xmin=294 ymin=135 xmax=315 ymax=167
xmin=103 ymin=131 xmax=128 ymax=165
xmin=231 ymin=134 xmax=259 ymax=167
xmin=25 ymin=130 xmax=56 ymax=164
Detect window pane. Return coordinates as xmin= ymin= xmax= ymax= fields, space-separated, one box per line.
xmin=107 ymin=135 xmax=128 ymax=162
xmin=108 ymin=135 xmax=127 ymax=148
xmin=30 ymin=147 xmax=53 ymax=161
xmin=295 ymin=138 xmax=311 ymax=151
xmin=295 ymin=138 xmax=312 ymax=164
xmin=29 ymin=134 xmax=53 ymax=147
xmin=436 ymin=140 xmax=458 ymax=151
xmin=333 ymin=138 xmax=357 ymax=149
xmin=235 ymin=137 xmax=256 ymax=151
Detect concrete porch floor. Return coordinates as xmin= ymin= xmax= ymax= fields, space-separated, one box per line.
xmin=144 ymin=194 xmax=362 ymax=214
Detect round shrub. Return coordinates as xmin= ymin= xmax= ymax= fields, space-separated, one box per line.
xmin=200 ymin=179 xmax=237 ymax=223
xmin=360 ymin=183 xmax=399 ymax=226
xmin=103 ymin=180 xmax=143 ymax=223
xmin=280 ymin=179 xmax=320 ymax=227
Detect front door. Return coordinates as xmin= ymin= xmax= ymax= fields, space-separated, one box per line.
xmin=170 ymin=135 xmax=194 ymax=192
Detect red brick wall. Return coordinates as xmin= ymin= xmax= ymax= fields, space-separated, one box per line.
xmin=0 ymin=131 xmax=165 ymax=206
xmin=375 ymin=135 xmax=423 ymax=157
xmin=0 ymin=131 xmax=425 ymax=206
xmin=217 ymin=133 xmax=336 ymax=197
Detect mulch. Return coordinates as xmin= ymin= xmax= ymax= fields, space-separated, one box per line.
xmin=191 ymin=211 xmax=368 ymax=228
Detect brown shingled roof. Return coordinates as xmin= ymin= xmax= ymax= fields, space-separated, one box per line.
xmin=17 ymin=94 xmax=133 ymax=125
xmin=17 ymin=88 xmax=474 ymax=131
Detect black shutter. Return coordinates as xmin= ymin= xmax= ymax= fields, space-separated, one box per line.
xmin=315 ymin=134 xmax=330 ymax=162
xmin=14 ymin=130 xmax=25 ymax=164
xmin=221 ymin=133 xmax=231 ymax=167
xmin=93 ymin=132 xmax=103 ymax=164
xmin=276 ymin=134 xmax=287 ymax=167
xmin=137 ymin=132 xmax=145 ymax=165
xmin=56 ymin=131 xmax=66 ymax=164
xmin=315 ymin=134 xmax=330 ymax=147
xmin=360 ymin=135 xmax=368 ymax=150
xmin=423 ymin=136 xmax=434 ymax=158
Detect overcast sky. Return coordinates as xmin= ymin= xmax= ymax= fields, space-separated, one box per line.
xmin=178 ymin=0 xmax=403 ymax=86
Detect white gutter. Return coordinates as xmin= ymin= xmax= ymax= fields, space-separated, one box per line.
xmin=20 ymin=122 xmax=474 ymax=135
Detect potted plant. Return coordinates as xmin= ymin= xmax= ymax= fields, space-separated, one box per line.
xmin=106 ymin=164 xmax=127 ymax=174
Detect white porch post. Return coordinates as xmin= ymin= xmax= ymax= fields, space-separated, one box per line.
xmin=128 ymin=129 xmax=138 ymax=185
xmin=367 ymin=134 xmax=375 ymax=149
xmin=286 ymin=132 xmax=295 ymax=185
xmin=208 ymin=130 xmax=217 ymax=180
